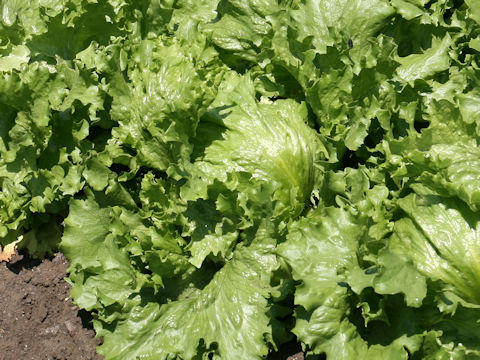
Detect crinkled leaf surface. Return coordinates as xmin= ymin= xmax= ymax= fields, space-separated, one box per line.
xmin=1 ymin=0 xmax=480 ymax=359
xmin=278 ymin=208 xmax=420 ymax=359
xmin=391 ymin=193 xmax=480 ymax=306
xmin=97 ymin=243 xmax=277 ymax=360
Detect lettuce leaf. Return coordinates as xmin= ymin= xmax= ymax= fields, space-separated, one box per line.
xmin=391 ymin=193 xmax=480 ymax=306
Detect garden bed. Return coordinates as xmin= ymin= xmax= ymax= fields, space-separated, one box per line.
xmin=0 ymin=253 xmax=304 ymax=360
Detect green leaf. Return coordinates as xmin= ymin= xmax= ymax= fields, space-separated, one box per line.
xmin=291 ymin=0 xmax=394 ymax=54
xmin=373 ymin=249 xmax=427 ymax=307
xmin=390 ymin=0 xmax=424 ymax=20
xmin=391 ymin=193 xmax=480 ymax=306
xmin=466 ymin=0 xmax=480 ymax=24
xmin=395 ymin=34 xmax=453 ymax=85
xmin=108 ymin=39 xmax=224 ymax=177
xmin=96 ymin=243 xmax=277 ymax=360
xmin=83 ymin=157 xmax=114 ymax=191
xmin=191 ymin=73 xmax=326 ymax=219
xmin=61 ymin=198 xmax=111 ymax=270
xmin=0 ymin=45 xmax=30 ymax=71
xmin=278 ymin=207 xmax=419 ymax=359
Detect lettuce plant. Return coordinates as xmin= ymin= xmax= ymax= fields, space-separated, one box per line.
xmin=2 ymin=0 xmax=480 ymax=359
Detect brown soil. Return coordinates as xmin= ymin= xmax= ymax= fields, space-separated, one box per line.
xmin=270 ymin=341 xmax=305 ymax=360
xmin=0 ymin=252 xmax=304 ymax=360
xmin=0 ymin=252 xmax=102 ymax=360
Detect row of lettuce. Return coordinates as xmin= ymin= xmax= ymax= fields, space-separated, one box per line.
xmin=1 ymin=0 xmax=480 ymax=359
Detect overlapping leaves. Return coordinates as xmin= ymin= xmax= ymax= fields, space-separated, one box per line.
xmin=2 ymin=0 xmax=480 ymax=359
